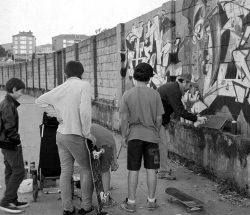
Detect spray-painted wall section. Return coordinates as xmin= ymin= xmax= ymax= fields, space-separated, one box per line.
xmin=0 ymin=1 xmax=250 ymax=136
xmin=123 ymin=0 xmax=250 ymax=136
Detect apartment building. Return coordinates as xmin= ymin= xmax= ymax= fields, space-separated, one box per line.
xmin=12 ymin=31 xmax=36 ymax=61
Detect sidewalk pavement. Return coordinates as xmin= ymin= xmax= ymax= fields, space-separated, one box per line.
xmin=0 ymin=91 xmax=250 ymax=215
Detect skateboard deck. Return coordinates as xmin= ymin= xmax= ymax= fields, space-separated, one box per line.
xmin=86 ymin=139 xmax=108 ymax=215
xmin=165 ymin=187 xmax=204 ymax=212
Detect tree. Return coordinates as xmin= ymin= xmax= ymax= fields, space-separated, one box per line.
xmin=0 ymin=45 xmax=7 ymax=57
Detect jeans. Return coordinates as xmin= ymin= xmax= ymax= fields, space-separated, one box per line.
xmin=1 ymin=146 xmax=25 ymax=205
xmin=56 ymin=132 xmax=93 ymax=211
xmin=159 ymin=125 xmax=170 ymax=171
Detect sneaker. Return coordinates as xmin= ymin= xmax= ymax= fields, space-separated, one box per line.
xmin=63 ymin=207 xmax=75 ymax=215
xmin=147 ymin=199 xmax=159 ymax=211
xmin=0 ymin=203 xmax=23 ymax=214
xmin=120 ymin=198 xmax=136 ymax=213
xmin=15 ymin=201 xmax=30 ymax=209
xmin=103 ymin=197 xmax=117 ymax=208
xmin=78 ymin=206 xmax=95 ymax=215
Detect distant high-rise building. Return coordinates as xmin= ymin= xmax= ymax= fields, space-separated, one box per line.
xmin=12 ymin=31 xmax=36 ymax=61
xmin=52 ymin=34 xmax=88 ymax=51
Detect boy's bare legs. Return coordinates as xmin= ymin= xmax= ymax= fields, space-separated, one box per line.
xmin=146 ymin=169 xmax=157 ymax=199
xmin=102 ymin=169 xmax=117 ymax=208
xmin=128 ymin=170 xmax=139 ymax=201
xmin=102 ymin=170 xmax=111 ymax=193
xmin=159 ymin=126 xmax=168 ymax=172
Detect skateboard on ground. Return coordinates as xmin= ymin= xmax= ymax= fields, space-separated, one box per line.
xmin=165 ymin=187 xmax=204 ymax=212
xmin=86 ymin=139 xmax=108 ymax=215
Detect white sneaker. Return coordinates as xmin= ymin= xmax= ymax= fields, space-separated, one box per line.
xmin=0 ymin=203 xmax=23 ymax=214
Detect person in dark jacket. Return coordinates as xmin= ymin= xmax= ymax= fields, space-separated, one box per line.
xmin=157 ymin=73 xmax=207 ymax=179
xmin=0 ymin=78 xmax=29 ymax=214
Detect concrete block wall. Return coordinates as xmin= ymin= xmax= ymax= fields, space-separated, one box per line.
xmin=65 ymin=45 xmax=75 ymax=62
xmin=46 ymin=53 xmax=55 ymax=90
xmin=79 ymin=38 xmax=95 ymax=97
xmin=8 ymin=66 xmax=14 ymax=81
xmin=96 ymin=27 xmax=118 ymax=101
xmin=2 ymin=67 xmax=7 ymax=86
xmin=0 ymin=1 xmax=249 ymax=135
xmin=27 ymin=62 xmax=33 ymax=89
xmin=33 ymin=59 xmax=39 ymax=89
xmin=174 ymin=0 xmax=250 ymax=137
xmin=40 ymin=57 xmax=46 ymax=90
xmin=168 ymin=121 xmax=250 ymax=194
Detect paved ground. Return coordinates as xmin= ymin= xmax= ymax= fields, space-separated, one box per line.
xmin=0 ymin=91 xmax=250 ymax=215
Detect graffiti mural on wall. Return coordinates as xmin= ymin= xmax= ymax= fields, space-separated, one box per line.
xmin=125 ymin=0 xmax=250 ymax=129
xmin=181 ymin=0 xmax=250 ymax=123
xmin=125 ymin=10 xmax=181 ymax=88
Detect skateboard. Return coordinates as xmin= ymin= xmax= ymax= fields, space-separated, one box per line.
xmin=165 ymin=187 xmax=204 ymax=212
xmin=86 ymin=139 xmax=108 ymax=215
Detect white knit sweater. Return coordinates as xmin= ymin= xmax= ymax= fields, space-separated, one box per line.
xmin=35 ymin=77 xmax=92 ymax=139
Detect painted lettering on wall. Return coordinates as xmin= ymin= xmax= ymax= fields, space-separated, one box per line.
xmin=181 ymin=0 xmax=250 ymax=124
xmin=125 ymin=11 xmax=180 ymax=88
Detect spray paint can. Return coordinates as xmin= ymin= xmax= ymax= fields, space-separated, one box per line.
xmin=29 ymin=161 xmax=36 ymax=177
xmin=231 ymin=120 xmax=237 ymax=135
xmin=24 ymin=161 xmax=29 ymax=179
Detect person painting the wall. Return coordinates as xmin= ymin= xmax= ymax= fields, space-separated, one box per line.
xmin=0 ymin=78 xmax=29 ymax=214
xmin=120 ymin=62 xmax=164 ymax=213
xmin=157 ymin=73 xmax=207 ymax=179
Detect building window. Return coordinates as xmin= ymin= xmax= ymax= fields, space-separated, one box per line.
xmin=20 ymin=45 xmax=26 ymax=49
xmin=20 ymin=50 xmax=26 ymax=54
xmin=20 ymin=40 xmax=26 ymax=44
xmin=67 ymin=40 xmax=74 ymax=44
xmin=20 ymin=36 xmax=26 ymax=40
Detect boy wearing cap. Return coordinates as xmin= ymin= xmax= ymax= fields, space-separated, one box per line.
xmin=36 ymin=61 xmax=95 ymax=215
xmin=157 ymin=73 xmax=207 ymax=178
xmin=120 ymin=62 xmax=164 ymax=212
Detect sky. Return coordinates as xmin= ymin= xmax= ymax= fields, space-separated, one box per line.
xmin=0 ymin=0 xmax=168 ymax=46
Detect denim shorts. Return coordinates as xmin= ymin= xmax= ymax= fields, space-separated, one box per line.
xmin=127 ymin=139 xmax=160 ymax=171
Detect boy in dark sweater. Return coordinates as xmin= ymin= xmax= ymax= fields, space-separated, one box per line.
xmin=0 ymin=78 xmax=29 ymax=214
